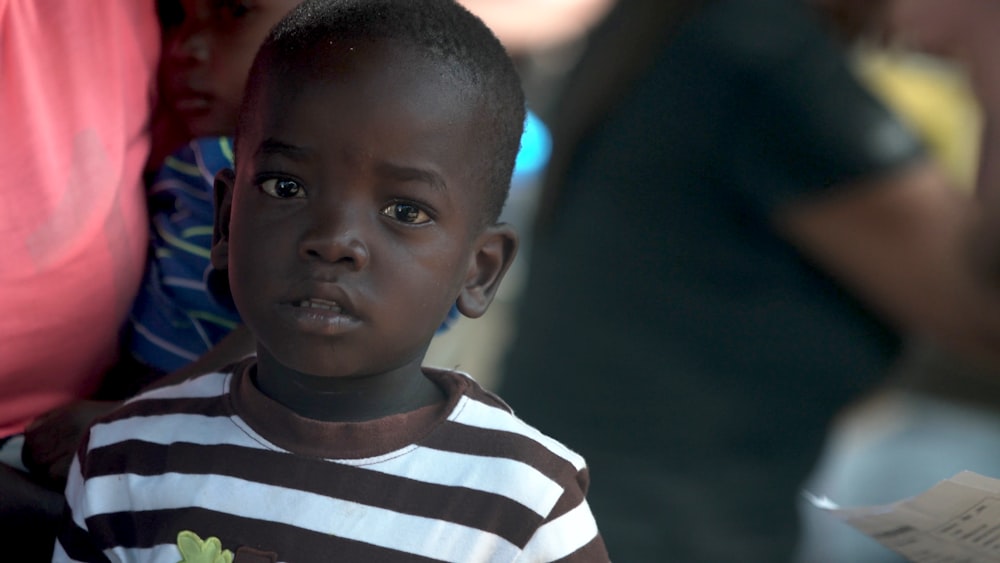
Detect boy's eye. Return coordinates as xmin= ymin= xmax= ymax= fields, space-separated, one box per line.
xmin=158 ymin=0 xmax=185 ymax=30
xmin=380 ymin=202 xmax=431 ymax=224
xmin=228 ymin=2 xmax=250 ymax=18
xmin=214 ymin=0 xmax=251 ymax=19
xmin=259 ymin=178 xmax=304 ymax=199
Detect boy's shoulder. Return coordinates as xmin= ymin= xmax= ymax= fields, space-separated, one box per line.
xmin=79 ymin=362 xmax=246 ymax=456
xmin=95 ymin=361 xmax=245 ymax=425
xmin=137 ymin=359 xmax=244 ymax=400
xmin=425 ymin=368 xmax=589 ymax=477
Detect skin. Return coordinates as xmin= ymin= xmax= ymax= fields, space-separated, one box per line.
xmin=881 ymin=0 xmax=1000 ymax=285
xmin=884 ymin=0 xmax=1000 ymax=64
xmin=211 ymin=40 xmax=517 ymax=421
xmin=160 ymin=0 xmax=302 ymax=139
xmin=773 ymin=159 xmax=1000 ymax=372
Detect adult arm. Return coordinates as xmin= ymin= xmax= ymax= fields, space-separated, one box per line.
xmin=881 ymin=0 xmax=1000 ymax=294
xmin=968 ymin=45 xmax=1000 ymax=285
xmin=717 ymin=0 xmax=1000 ymax=371
xmin=778 ymin=14 xmax=1000 ymax=367
xmin=773 ymin=160 xmax=1000 ymax=371
xmin=972 ymin=124 xmax=1000 ymax=281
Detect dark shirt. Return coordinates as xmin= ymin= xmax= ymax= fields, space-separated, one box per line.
xmin=499 ymin=0 xmax=923 ymax=560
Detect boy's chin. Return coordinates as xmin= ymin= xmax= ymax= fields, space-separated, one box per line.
xmin=182 ymin=117 xmax=235 ymax=141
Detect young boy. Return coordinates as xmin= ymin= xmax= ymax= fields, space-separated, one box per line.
xmin=52 ymin=0 xmax=608 ymax=561
xmin=25 ymin=0 xmax=550 ymax=490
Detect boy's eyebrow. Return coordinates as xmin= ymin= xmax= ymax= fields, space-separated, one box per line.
xmin=254 ymin=137 xmax=447 ymax=192
xmin=374 ymin=162 xmax=447 ymax=193
xmin=255 ymin=137 xmax=313 ymax=161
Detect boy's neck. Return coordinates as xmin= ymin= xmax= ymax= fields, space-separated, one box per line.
xmin=250 ymin=352 xmax=446 ymax=422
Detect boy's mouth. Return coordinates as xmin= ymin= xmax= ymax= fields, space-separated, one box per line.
xmin=284 ymin=297 xmax=361 ymax=335
xmin=174 ymin=96 xmax=211 ymax=111
xmin=294 ymin=298 xmax=343 ymax=313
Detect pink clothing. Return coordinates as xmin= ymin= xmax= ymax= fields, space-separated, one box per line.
xmin=0 ymin=0 xmax=160 ymax=436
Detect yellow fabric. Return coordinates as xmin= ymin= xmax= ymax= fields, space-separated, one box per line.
xmin=854 ymin=48 xmax=982 ymax=192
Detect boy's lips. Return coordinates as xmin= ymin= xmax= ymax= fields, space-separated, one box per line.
xmin=175 ymin=97 xmax=211 ymax=110
xmin=281 ymin=295 xmax=362 ymax=335
xmin=173 ymin=95 xmax=212 ymax=112
xmin=293 ymin=298 xmax=343 ymax=313
xmin=169 ymin=83 xmax=214 ymax=111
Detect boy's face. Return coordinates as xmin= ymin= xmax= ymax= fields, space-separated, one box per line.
xmin=213 ymin=41 xmax=516 ymax=379
xmin=160 ymin=0 xmax=301 ymax=138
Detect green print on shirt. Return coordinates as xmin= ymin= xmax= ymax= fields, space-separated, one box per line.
xmin=176 ymin=531 xmax=234 ymax=563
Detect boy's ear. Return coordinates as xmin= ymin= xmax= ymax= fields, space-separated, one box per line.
xmin=211 ymin=168 xmax=236 ymax=272
xmin=456 ymin=224 xmax=519 ymax=319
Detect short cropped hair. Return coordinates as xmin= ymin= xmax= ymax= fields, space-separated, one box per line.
xmin=238 ymin=0 xmax=526 ymax=224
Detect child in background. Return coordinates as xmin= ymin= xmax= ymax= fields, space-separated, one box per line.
xmin=124 ymin=0 xmax=304 ymax=380
xmin=52 ymin=0 xmax=607 ymax=561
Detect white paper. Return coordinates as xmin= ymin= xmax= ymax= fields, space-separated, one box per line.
xmin=807 ymin=471 xmax=1000 ymax=562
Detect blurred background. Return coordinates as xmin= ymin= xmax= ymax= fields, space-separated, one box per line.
xmin=430 ymin=2 xmax=1000 ymax=562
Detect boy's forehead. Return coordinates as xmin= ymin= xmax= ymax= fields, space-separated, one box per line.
xmin=243 ymin=39 xmax=479 ymax=137
xmin=266 ymin=36 xmax=429 ymax=75
xmin=236 ymin=40 xmax=489 ymax=186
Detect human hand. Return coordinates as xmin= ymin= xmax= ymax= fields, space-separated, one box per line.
xmin=22 ymin=400 xmax=122 ymax=488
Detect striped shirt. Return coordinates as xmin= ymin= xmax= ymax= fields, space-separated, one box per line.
xmin=54 ymin=360 xmax=608 ymax=562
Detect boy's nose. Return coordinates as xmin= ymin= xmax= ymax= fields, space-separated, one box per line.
xmin=167 ymin=28 xmax=210 ymax=63
xmin=298 ymin=212 xmax=371 ymax=271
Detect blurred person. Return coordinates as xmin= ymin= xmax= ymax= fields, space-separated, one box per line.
xmin=851 ymin=50 xmax=981 ymax=193
xmin=796 ymin=339 xmax=1000 ymax=563
xmin=496 ymin=0 xmax=1000 ymax=561
xmin=0 ymin=0 xmax=160 ymax=557
xmin=815 ymin=0 xmax=982 ymax=192
xmin=798 ymin=1 xmax=1000 ymax=561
